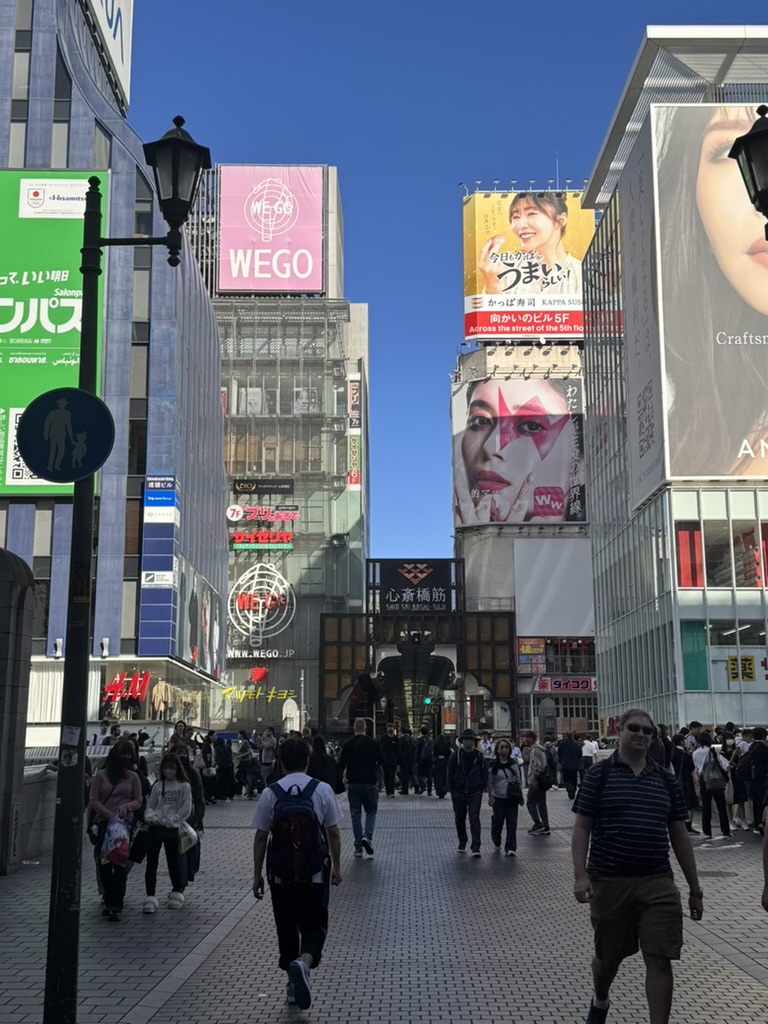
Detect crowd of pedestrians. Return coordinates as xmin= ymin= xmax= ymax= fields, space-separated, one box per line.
xmin=85 ymin=712 xmax=768 ymax=1021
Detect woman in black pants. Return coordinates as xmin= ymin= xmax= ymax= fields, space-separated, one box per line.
xmin=88 ymin=742 xmax=143 ymax=921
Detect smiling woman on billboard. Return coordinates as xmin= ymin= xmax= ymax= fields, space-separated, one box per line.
xmin=476 ymin=192 xmax=583 ymax=296
xmin=452 ymin=377 xmax=586 ymax=525
xmin=657 ymin=105 xmax=768 ymax=477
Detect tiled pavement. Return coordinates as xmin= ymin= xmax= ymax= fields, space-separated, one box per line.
xmin=2 ymin=787 xmax=768 ymax=1024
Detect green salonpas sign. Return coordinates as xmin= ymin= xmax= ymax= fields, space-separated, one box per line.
xmin=0 ymin=170 xmax=106 ymax=494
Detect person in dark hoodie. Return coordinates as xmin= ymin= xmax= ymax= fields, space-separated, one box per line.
xmin=447 ymin=729 xmax=488 ymax=856
xmin=380 ymin=723 xmax=400 ymax=797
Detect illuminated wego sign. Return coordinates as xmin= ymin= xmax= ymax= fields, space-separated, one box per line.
xmin=229 ymin=563 xmax=296 ymax=646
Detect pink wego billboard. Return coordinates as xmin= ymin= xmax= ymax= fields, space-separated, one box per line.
xmin=218 ymin=165 xmax=324 ymax=293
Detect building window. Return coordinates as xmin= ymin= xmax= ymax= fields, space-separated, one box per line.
xmin=732 ymin=521 xmax=762 ymax=587
xmin=135 ymin=172 xmax=153 ymax=236
xmin=675 ymin=522 xmax=703 ymax=587
xmin=130 ymin=344 xmax=148 ymax=399
xmin=703 ymin=521 xmax=732 ymax=588
xmin=50 ymin=48 xmax=71 ymax=167
xmin=128 ymin=421 xmax=147 ymax=475
xmin=8 ymin=122 xmax=26 ymax=166
xmin=93 ymin=121 xmax=111 ymax=169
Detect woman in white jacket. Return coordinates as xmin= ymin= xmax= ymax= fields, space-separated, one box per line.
xmin=142 ymin=753 xmax=192 ymax=913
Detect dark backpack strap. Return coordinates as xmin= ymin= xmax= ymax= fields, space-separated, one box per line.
xmin=303 ymin=778 xmax=320 ymax=800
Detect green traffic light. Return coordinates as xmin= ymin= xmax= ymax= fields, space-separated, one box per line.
xmin=423 ymin=697 xmax=432 ymax=704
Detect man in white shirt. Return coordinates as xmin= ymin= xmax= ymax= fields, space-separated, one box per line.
xmin=252 ymin=739 xmax=342 ymax=1010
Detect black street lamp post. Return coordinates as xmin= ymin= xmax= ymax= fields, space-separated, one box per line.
xmin=729 ymin=104 xmax=768 ymax=234
xmin=42 ymin=118 xmax=210 ymax=1024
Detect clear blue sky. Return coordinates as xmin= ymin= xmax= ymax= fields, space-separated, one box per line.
xmin=127 ymin=2 xmax=757 ymax=558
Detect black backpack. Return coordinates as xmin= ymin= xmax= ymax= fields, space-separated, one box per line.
xmin=266 ymin=779 xmax=328 ymax=884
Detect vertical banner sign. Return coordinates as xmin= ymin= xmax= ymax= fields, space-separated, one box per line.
xmin=0 ymin=171 xmax=105 ymax=495
xmin=218 ymin=166 xmax=325 ymax=294
xmin=347 ymin=372 xmax=362 ymax=491
xmin=347 ymin=374 xmax=361 ymax=429
xmin=463 ymin=191 xmax=595 ymax=341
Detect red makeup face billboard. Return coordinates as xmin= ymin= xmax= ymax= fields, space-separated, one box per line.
xmin=218 ymin=165 xmax=324 ymax=293
xmin=452 ymin=376 xmax=587 ymax=526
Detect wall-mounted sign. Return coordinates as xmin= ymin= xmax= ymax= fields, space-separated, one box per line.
xmin=222 ymin=686 xmax=297 ymax=702
xmin=348 ymin=435 xmax=361 ymax=488
xmin=232 ymin=529 xmax=293 ymax=550
xmin=228 ymin=504 xmax=299 ymax=523
xmin=144 ymin=474 xmax=178 ymax=525
xmin=517 ymin=637 xmax=547 ymax=675
xmin=233 ymin=478 xmax=294 ymax=495
xmin=727 ymin=656 xmax=755 ymax=683
xmin=103 ymin=671 xmax=151 ymax=703
xmin=348 ymin=375 xmax=361 ymax=430
xmin=379 ymin=560 xmax=452 ymax=614
xmin=229 ymin=563 xmax=297 ymax=647
xmin=533 ymin=676 xmax=596 ymax=692
xmin=141 ymin=570 xmax=176 ymax=588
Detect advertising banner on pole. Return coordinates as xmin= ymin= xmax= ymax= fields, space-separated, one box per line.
xmin=463 ymin=191 xmax=595 ymax=341
xmin=652 ymin=104 xmax=768 ymax=483
xmin=0 ymin=170 xmax=104 ymax=495
xmin=218 ymin=165 xmax=325 ymax=294
xmin=451 ymin=375 xmax=586 ymax=527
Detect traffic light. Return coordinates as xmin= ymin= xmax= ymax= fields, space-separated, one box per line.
xmin=423 ymin=697 xmax=432 ymax=705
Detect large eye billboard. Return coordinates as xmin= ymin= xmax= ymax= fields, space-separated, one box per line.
xmin=463 ymin=191 xmax=595 ymax=342
xmin=451 ymin=375 xmax=587 ymax=527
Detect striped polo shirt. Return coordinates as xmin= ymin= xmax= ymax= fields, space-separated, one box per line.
xmin=572 ymin=752 xmax=688 ymax=878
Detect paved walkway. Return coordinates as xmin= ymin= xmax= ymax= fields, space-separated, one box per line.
xmin=2 ymin=787 xmax=768 ymax=1024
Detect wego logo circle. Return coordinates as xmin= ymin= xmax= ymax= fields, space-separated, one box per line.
xmin=229 ymin=563 xmax=296 ymax=646
xmin=244 ymin=178 xmax=299 ymax=242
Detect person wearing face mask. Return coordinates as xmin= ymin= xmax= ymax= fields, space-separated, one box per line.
xmin=88 ymin=741 xmax=143 ymax=922
xmin=140 ymin=753 xmax=192 ymax=913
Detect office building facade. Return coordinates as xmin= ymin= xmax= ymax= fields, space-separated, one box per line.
xmin=188 ymin=165 xmax=369 ymax=732
xmin=582 ymin=26 xmax=768 ymax=730
xmin=0 ymin=0 xmax=228 ymax=744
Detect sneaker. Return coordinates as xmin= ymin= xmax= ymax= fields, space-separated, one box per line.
xmin=586 ymin=999 xmax=610 ymax=1023
xmin=167 ymin=890 xmax=185 ymax=909
xmin=142 ymin=896 xmax=159 ymax=914
xmin=754 ymin=826 xmax=765 ymax=837
xmin=536 ymin=828 xmax=551 ymax=836
xmin=108 ymin=909 xmax=120 ymax=922
xmin=288 ymin=958 xmax=311 ymax=1010
xmin=361 ymin=837 xmax=374 ymax=856
xmin=471 ymin=850 xmax=481 ymax=858
xmin=353 ymin=848 xmax=363 ymax=858
xmin=285 ymin=981 xmax=296 ymax=1005
xmin=731 ymin=816 xmax=742 ymax=828
xmin=492 ymin=842 xmax=501 ymax=850
xmin=457 ymin=842 xmax=467 ymax=852
xmin=741 ymin=820 xmax=751 ymax=831
xmin=505 ymin=849 xmax=517 ymax=857
xmin=527 ymin=824 xmax=543 ymax=834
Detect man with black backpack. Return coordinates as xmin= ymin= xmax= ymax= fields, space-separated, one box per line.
xmin=571 ymin=709 xmax=702 ymax=1024
xmin=252 ymin=738 xmax=342 ymax=1010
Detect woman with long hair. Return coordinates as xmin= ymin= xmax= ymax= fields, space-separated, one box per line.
xmin=656 ymin=104 xmax=768 ymax=476
xmin=140 ymin=752 xmax=192 ymax=912
xmin=477 ymin=191 xmax=582 ymax=296
xmin=88 ymin=740 xmax=142 ymax=921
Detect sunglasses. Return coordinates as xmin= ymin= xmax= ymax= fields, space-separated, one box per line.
xmin=626 ymin=723 xmax=654 ymax=736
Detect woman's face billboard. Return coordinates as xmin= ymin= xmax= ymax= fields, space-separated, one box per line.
xmin=452 ymin=376 xmax=586 ymax=526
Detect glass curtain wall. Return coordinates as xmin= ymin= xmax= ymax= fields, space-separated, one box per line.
xmin=583 ymin=191 xmax=677 ymax=730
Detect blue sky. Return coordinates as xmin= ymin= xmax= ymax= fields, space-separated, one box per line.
xmin=127 ymin=1 xmax=757 ymax=558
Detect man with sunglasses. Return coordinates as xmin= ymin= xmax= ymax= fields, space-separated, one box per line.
xmin=571 ymin=709 xmax=703 ymax=1024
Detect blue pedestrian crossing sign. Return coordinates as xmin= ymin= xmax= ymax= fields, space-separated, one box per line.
xmin=17 ymin=387 xmax=115 ymax=483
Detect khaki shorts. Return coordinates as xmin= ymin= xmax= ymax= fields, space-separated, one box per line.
xmin=590 ymin=874 xmax=683 ymax=964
